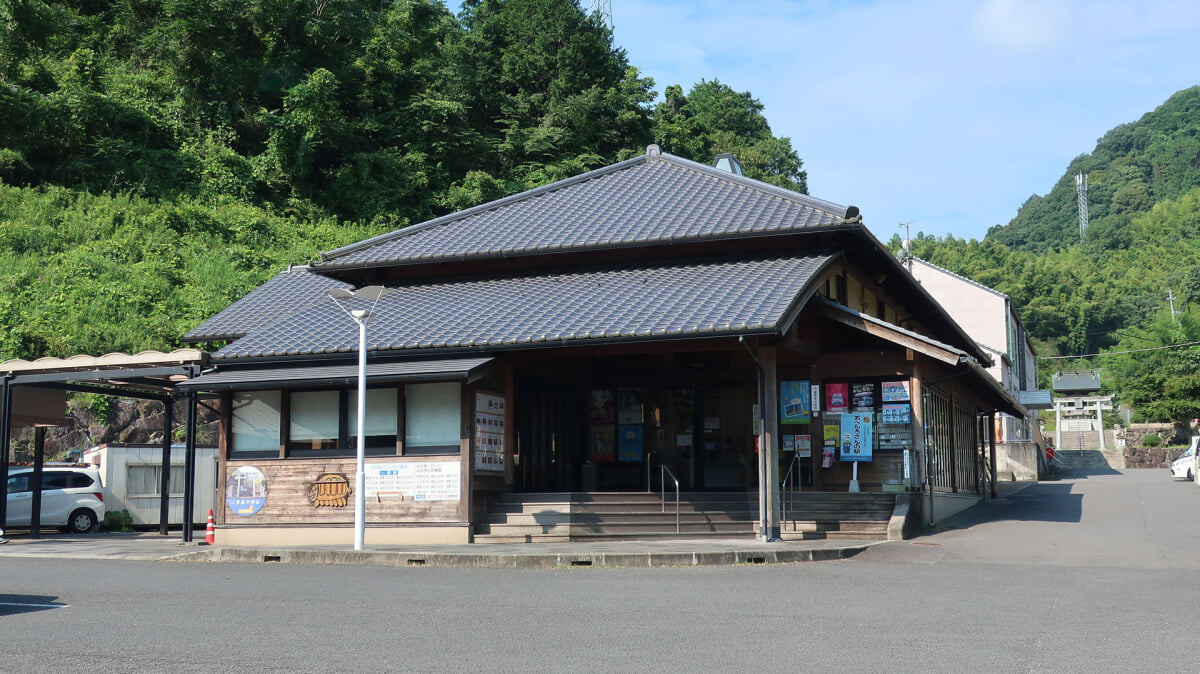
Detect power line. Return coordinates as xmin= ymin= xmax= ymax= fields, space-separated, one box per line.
xmin=1040 ymin=340 xmax=1200 ymax=360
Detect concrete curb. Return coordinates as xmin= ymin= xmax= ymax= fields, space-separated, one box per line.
xmin=173 ymin=542 xmax=882 ymax=569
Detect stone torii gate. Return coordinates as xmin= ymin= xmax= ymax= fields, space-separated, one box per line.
xmin=1053 ymin=395 xmax=1114 ymax=451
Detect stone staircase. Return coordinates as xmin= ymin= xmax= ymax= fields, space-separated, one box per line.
xmin=778 ymin=492 xmax=897 ymax=541
xmin=1051 ymin=448 xmax=1124 ymax=474
xmin=473 ymin=491 xmax=896 ymax=543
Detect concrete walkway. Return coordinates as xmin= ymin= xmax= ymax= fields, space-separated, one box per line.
xmin=0 ymin=482 xmax=1047 ymax=568
xmin=0 ymin=530 xmax=882 ymax=568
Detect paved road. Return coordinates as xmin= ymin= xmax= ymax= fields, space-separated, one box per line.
xmin=862 ymin=465 xmax=1200 ymax=568
xmin=1 ymin=469 xmax=1197 ymax=673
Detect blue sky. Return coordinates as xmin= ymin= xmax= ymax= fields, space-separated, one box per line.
xmin=455 ymin=1 xmax=1200 ymax=242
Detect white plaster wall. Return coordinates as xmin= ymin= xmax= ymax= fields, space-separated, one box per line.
xmin=910 ymin=261 xmax=1008 ymax=357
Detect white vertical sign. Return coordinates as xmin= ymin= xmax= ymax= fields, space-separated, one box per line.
xmin=475 ymin=392 xmax=506 ymax=472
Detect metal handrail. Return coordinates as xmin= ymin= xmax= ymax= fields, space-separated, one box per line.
xmin=780 ymin=453 xmax=802 ymax=526
xmin=645 ymin=450 xmax=657 ymax=493
xmin=660 ymin=463 xmax=680 ymax=533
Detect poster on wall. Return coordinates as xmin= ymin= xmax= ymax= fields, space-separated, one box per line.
xmin=474 ymin=392 xmax=506 ymax=472
xmin=366 ymin=461 xmax=461 ymax=501
xmin=839 ymin=412 xmax=874 ymax=462
xmin=825 ymin=383 xmax=849 ymax=414
xmin=882 ymin=381 xmax=911 ymax=402
xmin=822 ymin=422 xmax=840 ymax=468
xmin=226 ymin=466 xmax=267 ymax=516
xmin=617 ymin=388 xmax=643 ymax=424
xmin=588 ymin=389 xmax=615 ymax=424
xmin=618 ymin=424 xmax=643 ymax=462
xmin=780 ymin=380 xmax=811 ymax=424
xmin=590 ymin=425 xmax=616 ymax=462
xmin=881 ymin=403 xmax=912 ymax=424
xmin=851 ymin=383 xmax=875 ymax=411
xmin=795 ymin=434 xmax=812 ymax=458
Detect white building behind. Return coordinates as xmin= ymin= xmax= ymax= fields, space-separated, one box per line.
xmin=908 ymin=257 xmax=1050 ymax=479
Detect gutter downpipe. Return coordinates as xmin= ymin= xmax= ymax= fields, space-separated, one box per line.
xmin=739 ymin=336 xmax=772 ymax=542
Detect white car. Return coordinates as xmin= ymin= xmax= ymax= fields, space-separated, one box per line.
xmin=5 ymin=467 xmax=105 ymax=534
xmin=1171 ymin=437 xmax=1198 ymax=480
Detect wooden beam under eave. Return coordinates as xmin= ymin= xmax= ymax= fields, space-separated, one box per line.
xmin=817 ymin=304 xmax=961 ymax=366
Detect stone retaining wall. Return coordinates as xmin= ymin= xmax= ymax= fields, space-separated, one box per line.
xmin=1118 ymin=423 xmax=1179 ymax=469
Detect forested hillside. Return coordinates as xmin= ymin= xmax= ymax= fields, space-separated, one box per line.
xmin=987 ymin=86 xmax=1200 ymax=253
xmin=906 ymin=87 xmax=1200 ymax=427
xmin=0 ymin=0 xmax=805 ymax=360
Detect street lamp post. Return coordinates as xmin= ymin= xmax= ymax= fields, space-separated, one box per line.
xmin=327 ymin=286 xmax=396 ymax=551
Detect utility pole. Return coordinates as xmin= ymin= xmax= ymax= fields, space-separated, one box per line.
xmin=899 ymin=221 xmax=914 ymax=272
xmin=1168 ymin=289 xmax=1179 ymax=324
xmin=1075 ymin=172 xmax=1089 ymax=242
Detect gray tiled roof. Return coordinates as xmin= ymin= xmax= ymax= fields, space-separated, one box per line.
xmin=182 ymin=266 xmax=352 ymax=343
xmin=316 ymin=150 xmax=850 ymax=269
xmin=214 ymin=254 xmax=835 ymax=360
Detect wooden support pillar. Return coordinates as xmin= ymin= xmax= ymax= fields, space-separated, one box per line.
xmin=1055 ymin=402 xmax=1062 ymax=452
xmin=989 ymin=415 xmax=999 ymax=498
xmin=910 ymin=361 xmax=934 ymax=525
xmin=460 ymin=383 xmax=473 ymax=529
xmin=760 ymin=345 xmax=780 ymax=540
xmin=504 ymin=363 xmax=515 ymax=488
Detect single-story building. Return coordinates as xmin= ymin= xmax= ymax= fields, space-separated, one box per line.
xmin=179 ymin=146 xmax=1024 ymax=546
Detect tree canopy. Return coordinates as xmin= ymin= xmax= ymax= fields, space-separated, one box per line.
xmin=0 ymin=0 xmax=812 ymax=361
xmin=653 ymin=80 xmax=807 ymax=192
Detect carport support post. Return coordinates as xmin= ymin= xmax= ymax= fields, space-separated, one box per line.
xmin=30 ymin=427 xmax=45 ymax=538
xmin=158 ymin=397 xmax=174 ymax=536
xmin=181 ymin=390 xmax=198 ymax=543
xmin=0 ymin=378 xmax=11 ymax=527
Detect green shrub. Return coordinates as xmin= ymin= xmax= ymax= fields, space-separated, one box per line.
xmin=102 ymin=509 xmax=134 ymax=532
xmin=1142 ymin=434 xmax=1162 ymax=447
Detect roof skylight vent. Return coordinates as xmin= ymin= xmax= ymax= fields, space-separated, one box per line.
xmin=711 ymin=153 xmax=744 ymax=176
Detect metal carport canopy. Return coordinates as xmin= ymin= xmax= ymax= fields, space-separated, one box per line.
xmin=0 ymin=349 xmax=209 ymax=541
xmin=175 ymin=357 xmax=494 ymax=391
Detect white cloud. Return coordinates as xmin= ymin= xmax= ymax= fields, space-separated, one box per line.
xmin=969 ymin=0 xmax=1072 ymax=51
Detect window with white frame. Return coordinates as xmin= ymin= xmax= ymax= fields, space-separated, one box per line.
xmin=405 ymin=382 xmax=461 ymax=455
xmin=288 ymin=390 xmax=341 ymax=451
xmin=349 ymin=387 xmax=399 ymax=449
xmin=127 ymin=465 xmax=185 ymax=496
xmin=231 ymin=390 xmax=282 ymax=458
xmin=227 ymin=383 xmax=461 ymax=459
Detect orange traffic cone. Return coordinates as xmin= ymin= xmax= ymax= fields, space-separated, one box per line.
xmin=205 ymin=508 xmax=215 ymax=545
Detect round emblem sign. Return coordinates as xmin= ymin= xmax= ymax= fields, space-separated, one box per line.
xmin=226 ymin=466 xmax=267 ymax=517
